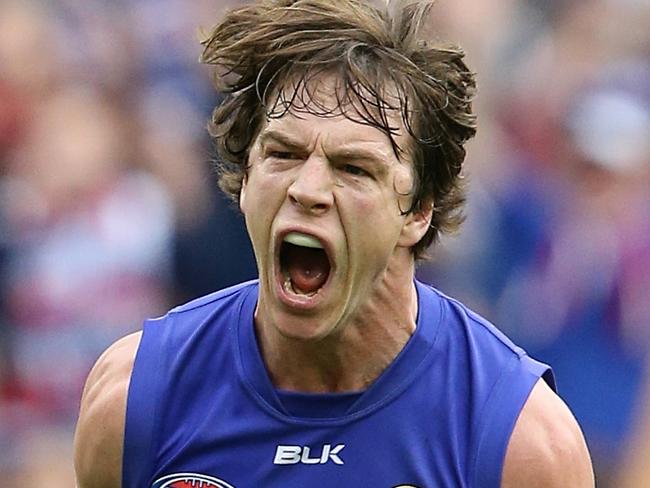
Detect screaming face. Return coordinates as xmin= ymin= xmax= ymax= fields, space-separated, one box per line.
xmin=239 ymin=76 xmax=431 ymax=341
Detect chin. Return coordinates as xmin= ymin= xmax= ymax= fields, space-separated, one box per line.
xmin=278 ymin=318 xmax=332 ymax=342
xmin=258 ymin=272 xmax=346 ymax=341
xmin=272 ymin=308 xmax=339 ymax=342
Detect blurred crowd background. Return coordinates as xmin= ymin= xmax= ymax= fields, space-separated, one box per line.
xmin=0 ymin=0 xmax=647 ymax=486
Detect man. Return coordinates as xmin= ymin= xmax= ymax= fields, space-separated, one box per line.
xmin=74 ymin=1 xmax=594 ymax=486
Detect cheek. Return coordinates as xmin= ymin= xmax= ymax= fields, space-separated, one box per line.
xmin=344 ymin=191 xmax=404 ymax=246
xmin=244 ymin=169 xmax=287 ymax=208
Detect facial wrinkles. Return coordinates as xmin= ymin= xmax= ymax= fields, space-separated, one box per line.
xmin=299 ymin=132 xmax=375 ymax=327
xmin=341 ymin=183 xmax=408 ymax=330
xmin=257 ymin=109 xmax=411 ymax=284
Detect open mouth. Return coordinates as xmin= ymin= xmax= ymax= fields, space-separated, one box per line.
xmin=279 ymin=232 xmax=331 ymax=297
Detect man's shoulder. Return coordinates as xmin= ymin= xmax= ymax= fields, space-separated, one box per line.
xmin=420 ymin=281 xmax=532 ymax=361
xmin=74 ymin=332 xmax=142 ymax=488
xmin=502 ymin=379 xmax=595 ymax=487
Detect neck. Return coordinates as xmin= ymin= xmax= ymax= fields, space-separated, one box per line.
xmin=255 ymin=250 xmax=418 ymax=393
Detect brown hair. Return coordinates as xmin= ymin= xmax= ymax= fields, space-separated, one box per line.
xmin=200 ymin=0 xmax=477 ymax=259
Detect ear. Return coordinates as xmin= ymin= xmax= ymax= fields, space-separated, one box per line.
xmin=239 ymin=174 xmax=248 ymax=214
xmin=397 ymin=199 xmax=433 ymax=248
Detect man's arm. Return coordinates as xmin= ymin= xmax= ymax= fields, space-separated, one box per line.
xmin=615 ymin=363 xmax=650 ymax=487
xmin=502 ymin=378 xmax=595 ymax=487
xmin=74 ymin=332 xmax=142 ymax=488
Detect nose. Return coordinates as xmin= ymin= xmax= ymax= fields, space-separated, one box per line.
xmin=287 ymin=157 xmax=334 ymax=215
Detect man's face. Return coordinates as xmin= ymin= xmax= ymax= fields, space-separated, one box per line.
xmin=240 ymin=79 xmax=429 ymax=340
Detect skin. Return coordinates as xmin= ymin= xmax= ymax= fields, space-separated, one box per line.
xmin=615 ymin=365 xmax=650 ymax=487
xmin=74 ymin=78 xmax=594 ymax=487
xmin=240 ymin=83 xmax=429 ymax=391
xmin=74 ymin=332 xmax=140 ymax=488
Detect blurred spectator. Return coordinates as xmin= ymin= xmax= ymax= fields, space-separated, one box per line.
xmin=172 ymin=189 xmax=257 ymax=303
xmin=0 ymin=86 xmax=174 ymax=476
xmin=0 ymin=0 xmax=256 ymax=483
xmin=420 ymin=1 xmax=649 ymax=484
xmin=493 ymin=64 xmax=650 ymax=475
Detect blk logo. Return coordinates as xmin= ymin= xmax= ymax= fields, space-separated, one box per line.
xmin=274 ymin=444 xmax=345 ymax=465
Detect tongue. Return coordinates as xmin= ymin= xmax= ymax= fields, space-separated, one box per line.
xmin=286 ymin=245 xmax=329 ymax=294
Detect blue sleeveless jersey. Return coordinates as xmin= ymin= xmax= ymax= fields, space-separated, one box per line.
xmin=123 ymin=280 xmax=554 ymax=488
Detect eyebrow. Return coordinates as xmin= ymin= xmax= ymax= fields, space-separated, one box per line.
xmin=329 ymin=147 xmax=387 ymax=163
xmin=258 ymin=129 xmax=306 ymax=151
xmin=258 ymin=128 xmax=392 ymax=173
xmin=326 ymin=145 xmax=392 ymax=175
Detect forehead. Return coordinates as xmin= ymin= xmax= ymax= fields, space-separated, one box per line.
xmin=263 ymin=73 xmax=411 ymax=154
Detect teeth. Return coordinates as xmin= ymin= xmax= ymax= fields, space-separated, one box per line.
xmin=283 ymin=274 xmax=292 ymax=293
xmin=283 ymin=232 xmax=323 ymax=249
xmin=283 ymin=272 xmax=318 ymax=297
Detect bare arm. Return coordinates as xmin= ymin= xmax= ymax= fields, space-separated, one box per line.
xmin=74 ymin=332 xmax=142 ymax=488
xmin=615 ymin=364 xmax=650 ymax=487
xmin=502 ymin=379 xmax=595 ymax=488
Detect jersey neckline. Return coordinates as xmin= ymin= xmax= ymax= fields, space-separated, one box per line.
xmin=234 ymin=280 xmax=444 ymax=424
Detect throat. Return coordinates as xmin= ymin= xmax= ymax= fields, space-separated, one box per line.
xmin=282 ymin=244 xmax=330 ymax=294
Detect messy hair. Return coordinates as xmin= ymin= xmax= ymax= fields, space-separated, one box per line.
xmin=200 ymin=0 xmax=477 ymax=259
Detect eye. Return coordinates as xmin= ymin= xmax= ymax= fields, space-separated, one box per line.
xmin=342 ymin=164 xmax=371 ymax=177
xmin=268 ymin=151 xmax=298 ymax=160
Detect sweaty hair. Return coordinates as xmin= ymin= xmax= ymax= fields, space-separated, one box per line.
xmin=200 ymin=0 xmax=477 ymax=259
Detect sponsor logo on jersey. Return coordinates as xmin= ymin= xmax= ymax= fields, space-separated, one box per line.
xmin=273 ymin=444 xmax=345 ymax=465
xmin=152 ymin=473 xmax=236 ymax=488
